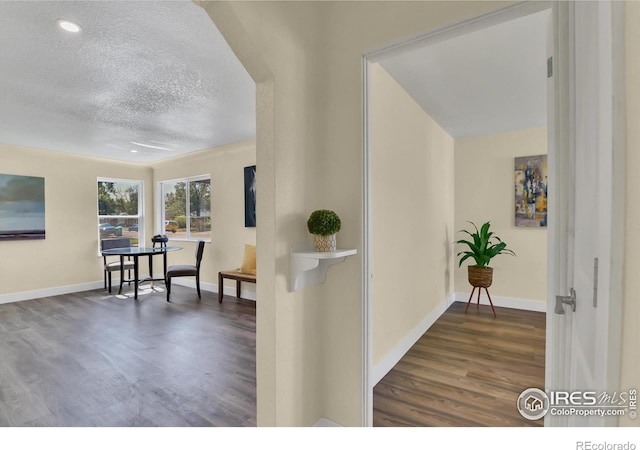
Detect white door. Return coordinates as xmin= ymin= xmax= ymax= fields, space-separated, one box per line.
xmin=546 ymin=0 xmax=623 ymax=426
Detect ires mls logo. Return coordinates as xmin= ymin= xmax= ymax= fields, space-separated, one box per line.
xmin=517 ymin=388 xmax=549 ymax=420
xmin=517 ymin=388 xmax=638 ymax=420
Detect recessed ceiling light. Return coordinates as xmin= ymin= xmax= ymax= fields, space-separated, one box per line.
xmin=58 ymin=20 xmax=81 ymax=33
xmin=130 ymin=150 xmax=138 ymax=153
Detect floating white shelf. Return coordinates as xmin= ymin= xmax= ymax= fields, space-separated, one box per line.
xmin=290 ymin=246 xmax=357 ymax=291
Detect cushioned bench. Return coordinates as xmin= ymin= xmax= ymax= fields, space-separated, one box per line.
xmin=218 ymin=270 xmax=256 ymax=303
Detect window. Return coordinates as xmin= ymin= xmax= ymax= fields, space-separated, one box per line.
xmin=97 ymin=178 xmax=144 ymax=247
xmin=161 ymin=175 xmax=211 ymax=241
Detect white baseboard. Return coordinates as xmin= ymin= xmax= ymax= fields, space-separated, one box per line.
xmin=0 ymin=280 xmax=105 ymax=305
xmin=453 ymin=292 xmax=546 ymax=312
xmin=170 ymin=278 xmax=256 ymax=301
xmin=371 ymin=293 xmax=455 ymax=387
xmin=0 ymin=275 xmax=257 ymax=306
xmin=313 ymin=417 xmax=342 ymax=427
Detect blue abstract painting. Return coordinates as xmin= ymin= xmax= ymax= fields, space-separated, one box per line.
xmin=0 ymin=174 xmax=45 ymax=240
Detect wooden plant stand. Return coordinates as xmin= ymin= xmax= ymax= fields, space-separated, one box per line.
xmin=464 ymin=286 xmax=497 ymax=318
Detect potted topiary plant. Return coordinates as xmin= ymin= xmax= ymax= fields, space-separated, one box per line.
xmin=454 ymin=221 xmax=515 ymax=288
xmin=307 ymin=209 xmax=341 ymax=252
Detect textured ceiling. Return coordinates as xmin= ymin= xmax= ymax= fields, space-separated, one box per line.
xmin=0 ymin=1 xmax=255 ymax=163
xmin=379 ymin=9 xmax=549 ymax=139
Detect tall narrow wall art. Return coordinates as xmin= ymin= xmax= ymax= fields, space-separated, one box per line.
xmin=244 ymin=165 xmax=256 ymax=227
xmin=515 ymin=155 xmax=547 ymax=227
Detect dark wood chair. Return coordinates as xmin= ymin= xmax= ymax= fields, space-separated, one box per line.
xmin=101 ymin=238 xmax=134 ymax=293
xmin=166 ymin=240 xmax=205 ymax=302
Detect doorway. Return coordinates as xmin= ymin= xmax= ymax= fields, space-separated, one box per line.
xmin=362 ymin=2 xmax=553 ymax=426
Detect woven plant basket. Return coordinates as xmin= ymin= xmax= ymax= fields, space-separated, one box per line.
xmin=313 ymin=234 xmax=336 ymax=252
xmin=468 ymin=266 xmax=493 ymax=288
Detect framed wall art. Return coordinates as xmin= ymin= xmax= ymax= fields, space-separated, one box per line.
xmin=244 ymin=165 xmax=256 ymax=227
xmin=515 ymin=155 xmax=547 ymax=227
xmin=0 ymin=173 xmax=45 ymax=240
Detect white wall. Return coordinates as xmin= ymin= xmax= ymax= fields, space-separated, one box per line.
xmin=371 ymin=63 xmax=454 ymax=365
xmin=454 ymin=128 xmax=547 ymax=305
xmin=0 ymin=144 xmax=154 ymax=300
xmin=151 ymin=140 xmax=256 ymax=295
xmin=201 ymin=0 xmax=513 ymax=426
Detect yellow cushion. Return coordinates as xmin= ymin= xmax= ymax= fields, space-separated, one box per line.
xmin=239 ymin=244 xmax=256 ymax=275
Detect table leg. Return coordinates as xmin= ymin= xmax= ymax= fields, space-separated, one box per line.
xmin=163 ymin=251 xmax=168 ymax=284
xmin=236 ymin=280 xmax=241 ymax=299
xmin=134 ymin=256 xmax=139 ymax=300
xmin=148 ymin=254 xmax=154 ymax=288
xmin=117 ymin=255 xmax=125 ymax=295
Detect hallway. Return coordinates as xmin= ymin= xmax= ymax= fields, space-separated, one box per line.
xmin=373 ymin=302 xmax=545 ymax=426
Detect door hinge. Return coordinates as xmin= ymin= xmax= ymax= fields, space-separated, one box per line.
xmin=547 ymin=56 xmax=553 ymax=78
xmin=555 ymin=287 xmax=576 ymax=314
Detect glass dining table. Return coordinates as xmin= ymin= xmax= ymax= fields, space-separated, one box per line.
xmin=101 ymin=246 xmax=182 ymax=299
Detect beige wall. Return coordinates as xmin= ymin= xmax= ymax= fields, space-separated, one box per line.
xmin=454 ymin=128 xmax=547 ymax=303
xmin=371 ymin=63 xmax=454 ymax=365
xmin=201 ymin=0 xmax=512 ymax=426
xmin=151 ymin=140 xmax=256 ymax=294
xmin=0 ymin=144 xmax=153 ymax=297
xmin=0 ymin=140 xmax=255 ymax=299
xmin=621 ymin=0 xmax=640 ymax=426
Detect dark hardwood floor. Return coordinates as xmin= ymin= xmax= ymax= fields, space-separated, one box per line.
xmin=373 ymin=302 xmax=546 ymax=427
xmin=0 ymin=286 xmax=256 ymax=426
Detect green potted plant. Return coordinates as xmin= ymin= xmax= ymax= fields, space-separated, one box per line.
xmin=307 ymin=209 xmax=342 ymax=252
xmin=454 ymin=221 xmax=515 ymax=288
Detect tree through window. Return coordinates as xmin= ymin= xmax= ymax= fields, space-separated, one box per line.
xmin=97 ymin=178 xmax=143 ymax=248
xmin=161 ymin=176 xmax=211 ymax=241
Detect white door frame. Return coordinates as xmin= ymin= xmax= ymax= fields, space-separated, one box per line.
xmin=361 ymin=0 xmax=623 ymax=427
xmin=544 ymin=0 xmax=625 ymax=426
